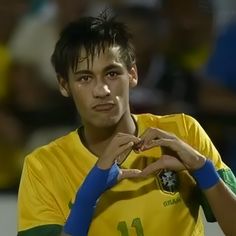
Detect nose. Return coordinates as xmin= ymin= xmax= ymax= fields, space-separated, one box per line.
xmin=92 ymin=80 xmax=111 ymax=98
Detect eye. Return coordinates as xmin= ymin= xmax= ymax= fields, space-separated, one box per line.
xmin=106 ymin=71 xmax=119 ymax=80
xmin=77 ymin=75 xmax=92 ymax=83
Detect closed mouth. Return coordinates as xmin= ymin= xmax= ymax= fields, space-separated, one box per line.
xmin=92 ymin=103 xmax=115 ymax=111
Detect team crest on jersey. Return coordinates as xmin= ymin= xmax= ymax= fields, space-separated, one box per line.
xmin=156 ymin=169 xmax=178 ymax=194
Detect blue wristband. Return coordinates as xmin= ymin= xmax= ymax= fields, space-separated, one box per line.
xmin=106 ymin=163 xmax=120 ymax=189
xmin=64 ymin=165 xmax=110 ymax=236
xmin=192 ymin=159 xmax=220 ymax=190
xmin=64 ymin=163 xmax=120 ymax=236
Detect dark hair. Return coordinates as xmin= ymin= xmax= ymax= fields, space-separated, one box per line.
xmin=51 ymin=11 xmax=136 ymax=81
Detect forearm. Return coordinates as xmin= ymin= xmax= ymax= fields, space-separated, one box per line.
xmin=192 ymin=160 xmax=236 ymax=236
xmin=203 ymin=180 xmax=236 ymax=236
xmin=62 ymin=163 xmax=119 ymax=236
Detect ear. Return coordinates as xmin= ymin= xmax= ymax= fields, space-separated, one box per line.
xmin=128 ymin=65 xmax=138 ymax=88
xmin=58 ymin=76 xmax=70 ymax=97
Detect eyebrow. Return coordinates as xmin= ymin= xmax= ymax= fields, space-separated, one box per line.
xmin=74 ymin=64 xmax=123 ymax=75
xmin=103 ymin=64 xmax=123 ymax=72
xmin=74 ymin=70 xmax=93 ymax=75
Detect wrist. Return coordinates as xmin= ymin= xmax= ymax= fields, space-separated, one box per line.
xmin=192 ymin=159 xmax=220 ymax=190
xmin=192 ymin=155 xmax=206 ymax=171
xmin=64 ymin=164 xmax=110 ymax=236
xmin=97 ymin=159 xmax=113 ymax=170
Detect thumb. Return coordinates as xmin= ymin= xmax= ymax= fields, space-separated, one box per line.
xmin=118 ymin=169 xmax=142 ymax=181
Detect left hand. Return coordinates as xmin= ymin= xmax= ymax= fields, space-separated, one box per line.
xmin=118 ymin=127 xmax=206 ymax=180
xmin=117 ymin=155 xmax=185 ymax=181
xmin=138 ymin=127 xmax=206 ymax=171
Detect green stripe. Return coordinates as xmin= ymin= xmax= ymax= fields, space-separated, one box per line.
xmin=218 ymin=168 xmax=236 ymax=194
xmin=18 ymin=224 xmax=62 ymax=236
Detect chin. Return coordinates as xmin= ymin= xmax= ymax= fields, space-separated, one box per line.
xmin=93 ymin=114 xmax=121 ymax=128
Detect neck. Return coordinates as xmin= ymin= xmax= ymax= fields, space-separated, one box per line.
xmin=81 ymin=113 xmax=137 ymax=157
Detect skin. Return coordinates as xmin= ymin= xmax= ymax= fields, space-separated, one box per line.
xmin=59 ymin=46 xmax=236 ymax=236
xmin=135 ymin=127 xmax=236 ymax=236
xmin=59 ymin=46 xmax=140 ymax=166
xmin=59 ymin=45 xmax=141 ymax=236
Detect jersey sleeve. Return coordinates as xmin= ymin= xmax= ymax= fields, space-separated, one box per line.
xmin=17 ymin=155 xmax=64 ymax=236
xmin=183 ymin=114 xmax=236 ymax=221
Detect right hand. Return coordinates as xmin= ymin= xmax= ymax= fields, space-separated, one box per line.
xmin=97 ymin=132 xmax=142 ymax=170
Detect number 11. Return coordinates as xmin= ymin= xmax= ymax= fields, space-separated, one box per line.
xmin=117 ymin=218 xmax=144 ymax=236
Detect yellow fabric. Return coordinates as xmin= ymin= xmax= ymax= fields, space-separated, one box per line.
xmin=18 ymin=113 xmax=227 ymax=236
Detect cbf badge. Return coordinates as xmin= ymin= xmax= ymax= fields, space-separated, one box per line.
xmin=156 ymin=169 xmax=179 ymax=194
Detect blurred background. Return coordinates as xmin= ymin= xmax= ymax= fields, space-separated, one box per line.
xmin=0 ymin=0 xmax=236 ymax=235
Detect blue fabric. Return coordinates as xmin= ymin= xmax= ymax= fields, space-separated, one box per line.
xmin=106 ymin=163 xmax=119 ymax=188
xmin=64 ymin=163 xmax=119 ymax=236
xmin=192 ymin=159 xmax=220 ymax=190
xmin=206 ymin=21 xmax=236 ymax=92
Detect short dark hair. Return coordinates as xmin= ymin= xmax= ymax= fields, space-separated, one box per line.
xmin=51 ymin=11 xmax=136 ymax=81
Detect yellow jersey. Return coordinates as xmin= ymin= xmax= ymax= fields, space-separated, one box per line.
xmin=18 ymin=113 xmax=236 ymax=236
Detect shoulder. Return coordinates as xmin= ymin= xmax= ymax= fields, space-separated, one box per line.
xmin=24 ymin=130 xmax=78 ymax=169
xmin=135 ymin=113 xmax=198 ymax=131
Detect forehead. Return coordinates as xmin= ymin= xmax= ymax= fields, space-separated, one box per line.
xmin=76 ymin=46 xmax=124 ymax=70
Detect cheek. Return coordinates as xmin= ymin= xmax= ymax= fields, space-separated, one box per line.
xmin=70 ymin=86 xmax=89 ymax=110
xmin=113 ymin=79 xmax=129 ymax=95
xmin=112 ymin=81 xmax=130 ymax=105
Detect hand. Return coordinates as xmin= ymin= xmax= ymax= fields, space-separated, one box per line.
xmin=97 ymin=133 xmax=142 ymax=169
xmin=140 ymin=155 xmax=185 ymax=177
xmin=99 ymin=127 xmax=207 ymax=183
xmin=117 ymin=155 xmax=185 ymax=180
xmin=118 ymin=168 xmax=142 ymax=181
xmin=139 ymin=127 xmax=206 ymax=171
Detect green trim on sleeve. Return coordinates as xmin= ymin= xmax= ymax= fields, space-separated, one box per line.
xmin=218 ymin=168 xmax=236 ymax=194
xmin=199 ymin=168 xmax=236 ymax=222
xmin=17 ymin=224 xmax=63 ymax=236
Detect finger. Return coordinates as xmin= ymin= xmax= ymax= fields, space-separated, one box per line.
xmin=143 ymin=138 xmax=178 ymax=152
xmin=116 ymin=133 xmax=141 ymax=146
xmin=140 ymin=153 xmax=187 ymax=177
xmin=139 ymin=128 xmax=175 ymax=151
xmin=118 ymin=169 xmax=142 ymax=181
xmin=139 ymin=128 xmax=174 ymax=140
xmin=142 ymin=139 xmax=200 ymax=171
xmin=116 ymin=141 xmax=134 ymax=164
xmin=153 ymin=128 xmax=176 ymax=139
xmin=160 ymin=155 xmax=186 ymax=171
xmin=140 ymin=161 xmax=163 ymax=177
xmin=138 ymin=129 xmax=155 ymax=151
xmin=132 ymin=140 xmax=144 ymax=153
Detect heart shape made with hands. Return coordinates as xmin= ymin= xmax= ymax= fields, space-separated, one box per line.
xmin=117 ymin=146 xmax=186 ymax=181
xmin=116 ymin=126 xmax=206 ymax=181
xmin=115 ymin=127 xmax=179 ymax=167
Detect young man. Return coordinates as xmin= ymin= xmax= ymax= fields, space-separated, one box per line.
xmin=17 ymin=13 xmax=236 ymax=236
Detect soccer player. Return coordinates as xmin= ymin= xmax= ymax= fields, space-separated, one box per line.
xmin=17 ymin=13 xmax=236 ymax=236
xmin=62 ymin=127 xmax=236 ymax=236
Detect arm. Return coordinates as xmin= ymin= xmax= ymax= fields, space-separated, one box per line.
xmin=61 ymin=133 xmax=142 ymax=236
xmin=138 ymin=127 xmax=236 ymax=236
xmin=203 ymin=179 xmax=236 ymax=236
xmin=186 ymin=158 xmax=236 ymax=236
xmin=18 ymin=133 xmax=141 ymax=236
xmin=61 ymin=164 xmax=119 ymax=236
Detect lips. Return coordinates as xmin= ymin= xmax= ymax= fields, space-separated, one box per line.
xmin=92 ymin=103 xmax=115 ymax=111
